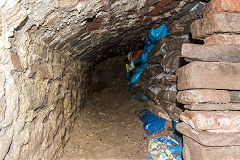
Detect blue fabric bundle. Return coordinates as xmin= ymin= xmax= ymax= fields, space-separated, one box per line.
xmin=127 ymin=24 xmax=170 ymax=89
xmin=138 ymin=110 xmax=167 ymax=136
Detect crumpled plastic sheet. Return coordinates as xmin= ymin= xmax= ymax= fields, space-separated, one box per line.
xmin=164 ymin=85 xmax=177 ymax=92
xmin=127 ymin=24 xmax=171 ymax=90
xmin=138 ymin=110 xmax=167 ymax=136
xmin=148 ymin=136 xmax=182 ymax=160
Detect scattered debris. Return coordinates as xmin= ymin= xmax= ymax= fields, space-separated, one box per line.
xmin=126 ymin=24 xmax=170 ymax=91
xmin=148 ymin=136 xmax=182 ymax=160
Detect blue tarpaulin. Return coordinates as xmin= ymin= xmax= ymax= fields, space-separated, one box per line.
xmin=126 ymin=24 xmax=170 ymax=90
xmin=137 ymin=110 xmax=183 ymax=159
xmin=138 ymin=110 xmax=167 ymax=136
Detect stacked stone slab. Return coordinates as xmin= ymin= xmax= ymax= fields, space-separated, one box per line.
xmin=131 ymin=1 xmax=207 ymax=121
xmin=176 ymin=0 xmax=240 ymax=159
xmin=133 ymin=35 xmax=190 ymax=121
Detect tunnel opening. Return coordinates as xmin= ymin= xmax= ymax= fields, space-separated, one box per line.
xmin=2 ymin=0 xmax=240 ymax=159
xmin=61 ymin=55 xmax=151 ymax=159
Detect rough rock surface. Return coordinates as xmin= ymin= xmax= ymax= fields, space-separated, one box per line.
xmin=204 ymin=0 xmax=240 ymax=17
xmin=183 ymin=136 xmax=240 ymax=160
xmin=177 ymin=89 xmax=230 ymax=104
xmin=204 ymin=34 xmax=240 ymax=46
xmin=184 ymin=103 xmax=240 ymax=111
xmin=229 ymin=91 xmax=240 ymax=103
xmin=177 ymin=61 xmax=240 ymax=90
xmin=0 ymin=44 xmax=93 ymax=160
xmin=181 ymin=43 xmax=240 ymax=63
xmin=191 ymin=12 xmax=240 ymax=39
xmin=177 ymin=122 xmax=240 ymax=146
xmin=180 ymin=111 xmax=240 ymax=132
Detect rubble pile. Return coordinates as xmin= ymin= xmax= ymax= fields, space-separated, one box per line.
xmin=130 ymin=1 xmax=207 ymax=121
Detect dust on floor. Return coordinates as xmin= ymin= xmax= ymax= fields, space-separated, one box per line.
xmin=60 ymin=88 xmax=149 ymax=160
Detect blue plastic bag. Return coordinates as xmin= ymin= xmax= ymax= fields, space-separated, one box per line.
xmin=138 ymin=110 xmax=167 ymax=136
xmin=127 ymin=24 xmax=170 ymax=88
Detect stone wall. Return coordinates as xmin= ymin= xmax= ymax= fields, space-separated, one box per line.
xmin=0 ymin=39 xmax=92 ymax=159
xmin=0 ymin=10 xmax=93 ymax=158
xmin=176 ymin=0 xmax=240 ymax=159
xmin=0 ymin=0 xmax=211 ymax=159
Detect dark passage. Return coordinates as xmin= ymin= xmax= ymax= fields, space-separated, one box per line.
xmin=61 ymin=56 xmax=150 ymax=159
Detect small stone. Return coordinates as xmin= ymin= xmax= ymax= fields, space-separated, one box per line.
xmin=29 ymin=63 xmax=53 ymax=80
xmin=40 ymin=63 xmax=53 ymax=80
xmin=204 ymin=0 xmax=240 ymax=17
xmin=159 ymin=100 xmax=183 ymax=121
xmin=191 ymin=12 xmax=240 ymax=39
xmin=176 ymin=122 xmax=240 ymax=146
xmin=11 ymin=52 xmax=22 ymax=71
xmin=180 ymin=110 xmax=240 ymax=132
xmin=181 ymin=43 xmax=240 ymax=63
xmin=184 ymin=103 xmax=240 ymax=111
xmin=204 ymin=34 xmax=240 ymax=46
xmin=177 ymin=89 xmax=230 ymax=104
xmin=24 ymin=81 xmax=48 ymax=111
xmin=0 ymin=18 xmax=1 ymax=36
xmin=157 ymin=90 xmax=176 ymax=103
xmin=177 ymin=61 xmax=240 ymax=90
xmin=153 ymin=74 xmax=176 ymax=86
xmin=87 ymin=16 xmax=103 ymax=32
xmin=229 ymin=91 xmax=240 ymax=103
xmin=144 ymin=85 xmax=163 ymax=103
xmin=52 ymin=64 xmax=63 ymax=79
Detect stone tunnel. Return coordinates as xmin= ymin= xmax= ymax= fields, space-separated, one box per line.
xmin=1 ymin=0 xmax=240 ymax=159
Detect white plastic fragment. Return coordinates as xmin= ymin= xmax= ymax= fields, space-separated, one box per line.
xmin=165 ymin=85 xmax=177 ymax=92
xmin=149 ymin=85 xmax=162 ymax=95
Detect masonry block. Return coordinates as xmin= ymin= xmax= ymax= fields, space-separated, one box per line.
xmin=204 ymin=0 xmax=240 ymax=17
xmin=183 ymin=136 xmax=240 ymax=160
xmin=191 ymin=13 xmax=240 ymax=39
xmin=184 ymin=103 xmax=240 ymax=111
xmin=177 ymin=122 xmax=240 ymax=146
xmin=181 ymin=43 xmax=240 ymax=63
xmin=177 ymin=61 xmax=240 ymax=90
xmin=177 ymin=89 xmax=230 ymax=104
xmin=229 ymin=91 xmax=240 ymax=103
xmin=180 ymin=111 xmax=240 ymax=132
xmin=204 ymin=34 xmax=240 ymax=46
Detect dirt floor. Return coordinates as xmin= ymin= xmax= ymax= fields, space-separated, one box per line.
xmin=61 ymin=56 xmax=150 ymax=159
xmin=61 ymin=88 xmax=149 ymax=160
